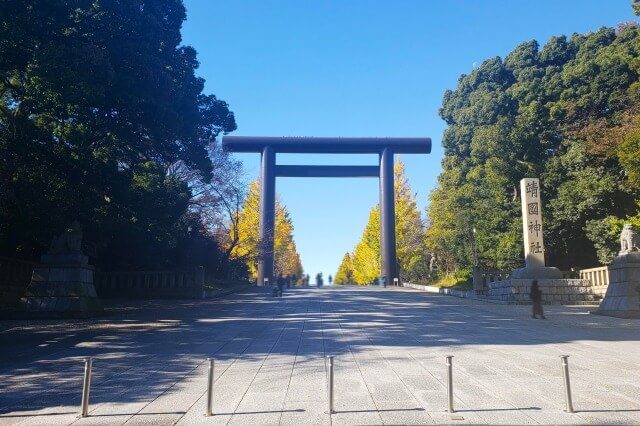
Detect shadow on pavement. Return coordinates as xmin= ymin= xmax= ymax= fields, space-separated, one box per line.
xmin=0 ymin=286 xmax=638 ymax=420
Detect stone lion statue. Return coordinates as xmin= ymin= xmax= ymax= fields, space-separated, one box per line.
xmin=619 ymin=224 xmax=640 ymax=255
xmin=48 ymin=221 xmax=83 ymax=255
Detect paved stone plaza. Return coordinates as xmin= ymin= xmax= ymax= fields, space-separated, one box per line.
xmin=1 ymin=286 xmax=639 ymax=425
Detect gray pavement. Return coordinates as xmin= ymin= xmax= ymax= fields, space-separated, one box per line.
xmin=1 ymin=285 xmax=639 ymax=425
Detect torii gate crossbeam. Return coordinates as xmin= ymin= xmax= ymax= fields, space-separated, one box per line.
xmin=222 ymin=136 xmax=431 ymax=286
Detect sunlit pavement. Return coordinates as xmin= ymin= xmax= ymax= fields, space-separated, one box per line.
xmin=1 ymin=285 xmax=639 ymax=425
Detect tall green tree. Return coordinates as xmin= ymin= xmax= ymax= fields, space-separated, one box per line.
xmin=0 ymin=0 xmax=237 ymax=270
xmin=428 ymin=24 xmax=640 ymax=271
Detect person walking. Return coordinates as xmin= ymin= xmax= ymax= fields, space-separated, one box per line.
xmin=530 ymin=280 xmax=546 ymax=319
xmin=276 ymin=274 xmax=285 ymax=297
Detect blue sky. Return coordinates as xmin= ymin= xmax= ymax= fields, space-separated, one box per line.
xmin=181 ymin=0 xmax=634 ymax=279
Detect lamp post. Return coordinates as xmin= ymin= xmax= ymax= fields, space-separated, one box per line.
xmin=187 ymin=226 xmax=193 ymax=268
xmin=472 ymin=227 xmax=478 ymax=267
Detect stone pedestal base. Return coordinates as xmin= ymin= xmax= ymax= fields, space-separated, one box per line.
xmin=593 ymin=253 xmax=640 ymax=319
xmin=510 ymin=267 xmax=562 ymax=279
xmin=21 ymin=262 xmax=103 ymax=317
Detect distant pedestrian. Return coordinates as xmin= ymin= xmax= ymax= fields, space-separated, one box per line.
xmin=530 ymin=280 xmax=546 ymax=319
xmin=328 ymin=275 xmax=333 ymax=285
xmin=276 ymin=274 xmax=285 ymax=296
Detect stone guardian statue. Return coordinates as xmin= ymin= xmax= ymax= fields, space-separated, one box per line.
xmin=619 ymin=224 xmax=640 ymax=255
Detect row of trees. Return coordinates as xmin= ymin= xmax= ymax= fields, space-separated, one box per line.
xmin=0 ymin=0 xmax=250 ymax=277
xmin=426 ymin=19 xmax=640 ymax=274
xmin=338 ymin=14 xmax=640 ymax=284
xmin=5 ymin=1 xmax=638 ymax=284
xmin=335 ymin=159 xmax=430 ymax=284
xmin=227 ymin=180 xmax=304 ymax=280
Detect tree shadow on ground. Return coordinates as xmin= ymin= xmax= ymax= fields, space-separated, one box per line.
xmin=0 ymin=286 xmax=638 ymax=418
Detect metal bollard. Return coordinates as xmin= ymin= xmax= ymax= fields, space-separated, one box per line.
xmin=327 ymin=356 xmax=335 ymax=414
xmin=446 ymin=355 xmax=454 ymax=413
xmin=206 ymin=358 xmax=215 ymax=416
xmin=560 ymin=355 xmax=574 ymax=413
xmin=80 ymin=357 xmax=93 ymax=417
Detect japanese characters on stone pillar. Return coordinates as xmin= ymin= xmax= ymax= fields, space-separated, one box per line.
xmin=521 ymin=178 xmax=545 ymax=268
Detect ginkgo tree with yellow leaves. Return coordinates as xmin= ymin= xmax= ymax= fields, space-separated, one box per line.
xmin=334 ymin=252 xmax=354 ymax=284
xmin=351 ymin=207 xmax=381 ymax=284
xmin=339 ymin=158 xmax=429 ymax=284
xmin=229 ymin=180 xmax=303 ymax=280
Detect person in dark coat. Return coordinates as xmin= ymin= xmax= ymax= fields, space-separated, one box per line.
xmin=530 ymin=280 xmax=546 ymax=319
xmin=276 ymin=274 xmax=285 ymax=296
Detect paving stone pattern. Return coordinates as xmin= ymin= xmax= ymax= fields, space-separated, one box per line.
xmin=1 ymin=286 xmax=639 ymax=425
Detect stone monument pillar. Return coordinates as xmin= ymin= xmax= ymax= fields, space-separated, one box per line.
xmin=594 ymin=224 xmax=640 ymax=318
xmin=511 ymin=178 xmax=561 ymax=279
xmin=21 ymin=222 xmax=103 ymax=317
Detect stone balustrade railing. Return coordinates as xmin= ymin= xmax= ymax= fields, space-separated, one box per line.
xmin=94 ymin=267 xmax=205 ymax=299
xmin=0 ymin=256 xmax=35 ymax=284
xmin=482 ymin=269 xmax=575 ymax=283
xmin=579 ymin=266 xmax=610 ymax=296
xmin=482 ymin=270 xmax=511 ymax=285
xmin=579 ymin=265 xmax=610 ymax=286
xmin=0 ymin=256 xmax=36 ymax=307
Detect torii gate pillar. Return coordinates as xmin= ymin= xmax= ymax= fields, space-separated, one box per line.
xmin=223 ymin=136 xmax=431 ymax=286
xmin=380 ymin=147 xmax=397 ymax=284
xmin=258 ymin=146 xmax=276 ymax=286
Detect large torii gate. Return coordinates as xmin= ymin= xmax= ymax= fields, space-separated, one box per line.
xmin=222 ymin=136 xmax=431 ymax=286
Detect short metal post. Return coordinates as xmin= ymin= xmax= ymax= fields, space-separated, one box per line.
xmin=446 ymin=355 xmax=454 ymax=413
xmin=327 ymin=356 xmax=335 ymax=414
xmin=560 ymin=355 xmax=574 ymax=413
xmin=80 ymin=357 xmax=92 ymax=417
xmin=206 ymin=358 xmax=214 ymax=416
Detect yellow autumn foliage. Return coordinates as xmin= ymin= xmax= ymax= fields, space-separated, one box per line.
xmin=229 ymin=180 xmax=303 ymax=280
xmin=342 ymin=158 xmax=427 ymax=284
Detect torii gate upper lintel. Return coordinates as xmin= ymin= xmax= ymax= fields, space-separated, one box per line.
xmin=222 ymin=136 xmax=432 ymax=286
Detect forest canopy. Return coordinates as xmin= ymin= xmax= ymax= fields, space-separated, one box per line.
xmin=0 ymin=0 xmax=244 ymax=274
xmin=427 ymin=23 xmax=640 ymax=272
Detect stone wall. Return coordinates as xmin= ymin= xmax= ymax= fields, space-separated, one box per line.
xmin=403 ymin=279 xmax=601 ymax=305
xmin=94 ymin=267 xmax=204 ymax=299
xmin=1 ymin=258 xmax=212 ymax=303
xmin=0 ymin=257 xmax=35 ymax=308
xmin=402 ymin=282 xmax=511 ymax=304
xmin=488 ymin=279 xmax=601 ymax=304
